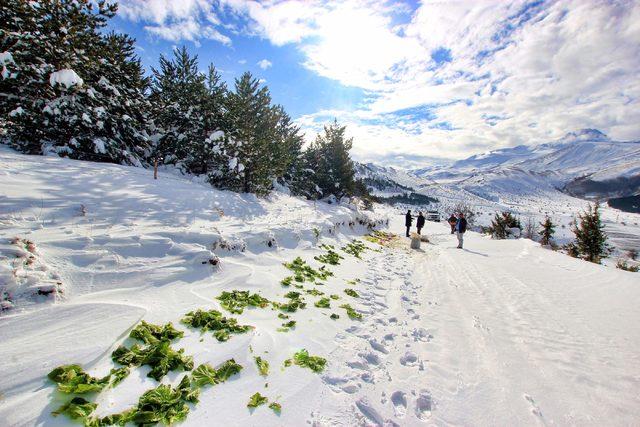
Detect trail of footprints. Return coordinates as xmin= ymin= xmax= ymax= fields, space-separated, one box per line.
xmin=321 ymin=248 xmax=435 ymax=425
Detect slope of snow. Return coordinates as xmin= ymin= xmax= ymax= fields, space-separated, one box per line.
xmin=1 ymin=149 xmax=639 ymax=426
xmin=416 ymin=129 xmax=640 ymax=188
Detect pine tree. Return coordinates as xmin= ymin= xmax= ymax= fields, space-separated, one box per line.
xmin=1 ymin=0 xmax=150 ymax=164
xmin=149 ymin=47 xmax=210 ymax=170
xmin=489 ymin=212 xmax=521 ymax=239
xmin=215 ymin=72 xmax=295 ymax=195
xmin=539 ymin=216 xmax=555 ymax=246
xmin=185 ymin=64 xmax=228 ymax=175
xmin=572 ymin=202 xmax=610 ymax=263
xmin=307 ymin=120 xmax=356 ymax=199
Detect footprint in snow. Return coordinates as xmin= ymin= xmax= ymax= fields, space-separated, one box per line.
xmin=359 ymin=351 xmax=382 ymax=365
xmin=355 ymin=397 xmax=385 ymax=426
xmin=415 ymin=390 xmax=432 ymax=421
xmin=400 ymin=351 xmax=418 ymax=366
xmin=411 ymin=328 xmax=433 ymax=342
xmin=391 ymin=391 xmax=408 ymax=418
xmin=369 ymin=339 xmax=389 ymax=354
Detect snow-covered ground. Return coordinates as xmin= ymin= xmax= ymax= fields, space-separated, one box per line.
xmin=1 ymin=149 xmax=639 ymax=426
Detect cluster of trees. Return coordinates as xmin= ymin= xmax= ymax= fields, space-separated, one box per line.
xmin=485 ymin=203 xmax=612 ymax=265
xmin=0 ymin=0 xmax=364 ymax=199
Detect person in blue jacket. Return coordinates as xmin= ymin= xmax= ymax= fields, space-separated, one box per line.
xmin=455 ymin=212 xmax=467 ymax=249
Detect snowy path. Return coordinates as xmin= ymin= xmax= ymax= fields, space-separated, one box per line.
xmin=315 ymin=220 xmax=640 ymax=426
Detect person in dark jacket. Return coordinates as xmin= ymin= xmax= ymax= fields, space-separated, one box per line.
xmin=455 ymin=212 xmax=468 ymax=249
xmin=448 ymin=214 xmax=457 ymax=234
xmin=405 ymin=210 xmax=413 ymax=237
xmin=416 ymin=212 xmax=425 ymax=235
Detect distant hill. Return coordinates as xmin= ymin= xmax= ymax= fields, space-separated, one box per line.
xmin=412 ymin=129 xmax=640 ymax=202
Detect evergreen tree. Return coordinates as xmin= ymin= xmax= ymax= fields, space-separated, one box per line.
xmin=489 ymin=212 xmax=521 ymax=239
xmin=539 ymin=216 xmax=556 ymax=246
xmin=572 ymin=202 xmax=610 ymax=263
xmin=186 ymin=64 xmax=228 ymax=175
xmin=1 ymin=0 xmax=150 ymax=164
xmin=307 ymin=120 xmax=356 ymax=199
xmin=149 ymin=47 xmax=210 ymax=170
xmin=214 ymin=72 xmax=298 ymax=195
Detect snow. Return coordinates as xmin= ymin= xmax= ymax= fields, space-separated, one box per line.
xmin=209 ymin=130 xmax=225 ymax=140
xmin=9 ymin=106 xmax=24 ymax=117
xmin=0 ymin=51 xmax=15 ymax=79
xmin=49 ymin=69 xmax=83 ymax=89
xmin=0 ymin=51 xmax=14 ymax=65
xmin=0 ymin=147 xmax=639 ymax=425
xmin=93 ymin=137 xmax=106 ymax=154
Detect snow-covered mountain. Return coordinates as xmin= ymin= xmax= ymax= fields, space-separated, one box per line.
xmin=414 ymin=129 xmax=640 ymax=200
xmin=355 ymin=162 xmax=433 ymax=195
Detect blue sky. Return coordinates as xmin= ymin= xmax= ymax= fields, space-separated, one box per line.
xmin=111 ymin=0 xmax=640 ymax=167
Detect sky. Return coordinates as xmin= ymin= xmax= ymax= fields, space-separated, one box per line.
xmin=110 ymin=0 xmax=640 ymax=168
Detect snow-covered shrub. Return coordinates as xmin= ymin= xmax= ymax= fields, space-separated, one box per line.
xmin=1 ymin=237 xmax=63 ymax=310
xmin=616 ymin=260 xmax=639 ymax=272
xmin=212 ymin=237 xmax=246 ymax=252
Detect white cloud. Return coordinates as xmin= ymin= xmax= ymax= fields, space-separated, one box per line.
xmin=268 ymin=0 xmax=640 ymax=162
xmin=119 ymin=0 xmax=231 ymax=45
xmin=257 ymin=59 xmax=272 ymax=70
xmin=238 ymin=59 xmax=247 ymax=64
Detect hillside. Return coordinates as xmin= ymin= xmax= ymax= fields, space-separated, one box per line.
xmin=1 ymin=149 xmax=640 ymax=426
xmin=414 ymin=129 xmax=640 ymax=201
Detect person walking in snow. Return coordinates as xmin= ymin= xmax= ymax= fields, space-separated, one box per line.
xmin=455 ymin=212 xmax=467 ymax=249
xmin=405 ymin=209 xmax=413 ymax=237
xmin=448 ymin=213 xmax=457 ymax=234
xmin=416 ymin=211 xmax=425 ymax=235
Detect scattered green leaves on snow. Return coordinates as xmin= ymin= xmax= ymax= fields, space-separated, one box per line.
xmin=364 ymin=230 xmax=398 ymax=247
xmin=247 ymin=392 xmax=268 ymax=408
xmin=339 ymin=304 xmax=362 ymax=320
xmin=283 ymin=257 xmax=333 ymax=282
xmin=216 ymin=290 xmax=270 ymax=314
xmin=269 ymin=402 xmax=282 ymax=414
xmin=191 ymin=359 xmax=243 ymax=387
xmin=111 ymin=340 xmax=193 ymax=381
xmin=314 ymin=297 xmax=330 ymax=308
xmin=330 ymin=313 xmax=340 ymax=320
xmin=275 ymin=291 xmax=307 ymax=313
xmin=47 ymin=365 xmax=129 ymax=394
xmin=129 ymin=321 xmax=183 ymax=344
xmin=181 ymin=309 xmax=252 ymax=341
xmin=329 ymin=294 xmax=340 ymax=300
xmin=254 ymin=356 xmax=269 ymax=376
xmin=341 ymin=240 xmax=368 ymax=258
xmin=286 ymin=349 xmax=327 ymax=373
xmin=344 ymin=289 xmax=359 ymax=298
xmin=314 ymin=244 xmax=343 ymax=265
xmin=52 ymin=397 xmax=97 ymax=420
